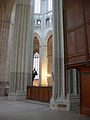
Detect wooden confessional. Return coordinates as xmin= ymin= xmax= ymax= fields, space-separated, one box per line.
xmin=64 ymin=0 xmax=90 ymax=115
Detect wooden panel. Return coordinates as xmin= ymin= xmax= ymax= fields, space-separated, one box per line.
xmin=64 ymin=0 xmax=90 ymax=67
xmin=39 ymin=88 xmax=44 ymax=101
xmin=27 ymin=86 xmax=52 ymax=103
xmin=66 ymin=0 xmax=84 ymax=29
xmin=87 ymin=24 xmax=90 ymax=53
xmin=34 ymin=87 xmax=39 ymax=100
xmin=64 ymin=0 xmax=90 ymax=116
xmin=85 ymin=0 xmax=90 ymax=61
xmin=80 ymin=66 xmax=90 ymax=115
xmin=85 ymin=0 xmax=90 ymax=21
xmin=27 ymin=87 xmax=30 ymax=99
xmin=67 ymin=26 xmax=86 ymax=56
xmin=67 ymin=54 xmax=87 ymax=65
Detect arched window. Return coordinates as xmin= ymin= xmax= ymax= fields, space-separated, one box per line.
xmin=34 ymin=0 xmax=41 ymax=13
xmin=47 ymin=35 xmax=53 ymax=86
xmin=33 ymin=52 xmax=39 ymax=79
xmin=48 ymin=0 xmax=52 ymax=11
xmin=46 ymin=18 xmax=50 ymax=26
xmin=37 ymin=20 xmax=41 ymax=25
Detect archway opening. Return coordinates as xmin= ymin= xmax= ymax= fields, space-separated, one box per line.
xmin=47 ymin=35 xmax=53 ymax=86
xmin=33 ymin=36 xmax=40 ymax=86
xmin=27 ymin=0 xmax=53 ymax=102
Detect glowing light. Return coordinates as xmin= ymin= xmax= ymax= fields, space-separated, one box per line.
xmin=41 ymin=71 xmax=48 ymax=86
xmin=45 ymin=74 xmax=51 ymax=77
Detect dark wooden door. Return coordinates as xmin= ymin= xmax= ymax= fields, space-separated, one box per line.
xmin=80 ymin=66 xmax=90 ymax=116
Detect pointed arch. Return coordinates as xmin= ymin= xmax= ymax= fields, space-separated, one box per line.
xmin=33 ymin=32 xmax=42 ymax=45
xmin=45 ymin=30 xmax=53 ymax=44
xmin=47 ymin=33 xmax=53 ymax=86
xmin=33 ymin=36 xmax=39 ymax=55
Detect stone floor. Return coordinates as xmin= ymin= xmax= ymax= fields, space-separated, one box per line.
xmin=0 ymin=97 xmax=90 ymax=120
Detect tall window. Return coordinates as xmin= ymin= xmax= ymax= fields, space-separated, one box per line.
xmin=34 ymin=0 xmax=41 ymax=13
xmin=33 ymin=52 xmax=39 ymax=79
xmin=48 ymin=0 xmax=52 ymax=11
xmin=46 ymin=18 xmax=50 ymax=26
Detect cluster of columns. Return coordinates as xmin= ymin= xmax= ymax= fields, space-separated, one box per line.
xmin=0 ymin=7 xmax=10 ymax=95
xmin=66 ymin=69 xmax=80 ymax=96
xmin=8 ymin=0 xmax=34 ymax=100
xmin=50 ymin=0 xmax=65 ymax=107
xmin=50 ymin=0 xmax=80 ymax=111
xmin=66 ymin=69 xmax=80 ymax=111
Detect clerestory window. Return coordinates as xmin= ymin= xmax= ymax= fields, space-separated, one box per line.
xmin=37 ymin=20 xmax=41 ymax=25
xmin=48 ymin=0 xmax=52 ymax=11
xmin=34 ymin=0 xmax=41 ymax=13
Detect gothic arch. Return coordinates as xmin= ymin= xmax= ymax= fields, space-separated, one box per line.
xmin=33 ymin=36 xmax=39 ymax=55
xmin=45 ymin=30 xmax=53 ymax=45
xmin=33 ymin=32 xmax=42 ymax=46
xmin=47 ymin=34 xmax=53 ymax=86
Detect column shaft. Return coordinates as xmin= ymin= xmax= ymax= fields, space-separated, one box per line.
xmin=8 ymin=0 xmax=34 ymax=100
xmin=52 ymin=0 xmax=65 ymax=99
xmin=0 ymin=12 xmax=10 ymax=95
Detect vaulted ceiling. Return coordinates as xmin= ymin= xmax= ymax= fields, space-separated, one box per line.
xmin=0 ymin=0 xmax=15 ymax=23
xmin=0 ymin=0 xmax=12 ymax=8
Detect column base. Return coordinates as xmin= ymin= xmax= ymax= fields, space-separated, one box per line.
xmin=0 ymin=82 xmax=9 ymax=96
xmin=0 ymin=87 xmax=6 ymax=96
xmin=67 ymin=95 xmax=80 ymax=112
xmin=50 ymin=96 xmax=70 ymax=111
xmin=8 ymin=92 xmax=26 ymax=101
xmin=50 ymin=95 xmax=80 ymax=112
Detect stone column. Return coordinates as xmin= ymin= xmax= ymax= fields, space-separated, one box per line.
xmin=39 ymin=45 xmax=47 ymax=86
xmin=66 ymin=69 xmax=80 ymax=112
xmin=50 ymin=0 xmax=67 ymax=110
xmin=67 ymin=69 xmax=80 ymax=96
xmin=50 ymin=0 xmax=80 ymax=112
xmin=0 ymin=17 xmax=10 ymax=95
xmin=72 ymin=69 xmax=78 ymax=95
xmin=27 ymin=0 xmax=34 ymax=86
xmin=8 ymin=0 xmax=34 ymax=100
